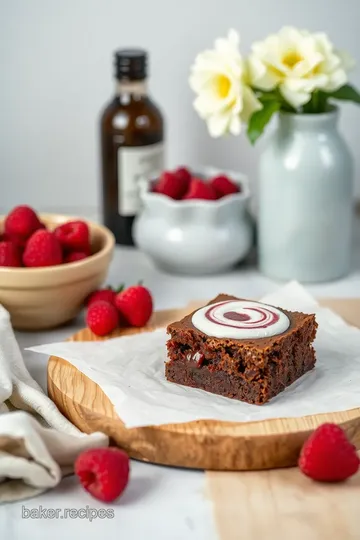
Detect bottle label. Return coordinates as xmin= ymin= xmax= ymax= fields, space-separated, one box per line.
xmin=118 ymin=142 xmax=164 ymax=216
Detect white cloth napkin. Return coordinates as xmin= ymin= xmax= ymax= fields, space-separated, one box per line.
xmin=0 ymin=305 xmax=108 ymax=503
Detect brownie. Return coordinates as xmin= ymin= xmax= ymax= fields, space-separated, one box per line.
xmin=165 ymin=294 xmax=318 ymax=405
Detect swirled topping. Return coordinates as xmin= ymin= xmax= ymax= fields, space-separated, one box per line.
xmin=191 ymin=300 xmax=290 ymax=339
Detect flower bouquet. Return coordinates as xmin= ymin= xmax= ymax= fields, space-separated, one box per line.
xmin=189 ymin=27 xmax=360 ymax=143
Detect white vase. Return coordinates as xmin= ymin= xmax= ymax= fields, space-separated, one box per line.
xmin=258 ymin=108 xmax=354 ymax=282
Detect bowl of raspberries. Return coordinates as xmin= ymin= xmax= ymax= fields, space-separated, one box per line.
xmin=133 ymin=166 xmax=253 ymax=275
xmin=0 ymin=206 xmax=115 ymax=330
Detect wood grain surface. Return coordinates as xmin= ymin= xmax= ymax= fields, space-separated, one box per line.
xmin=47 ymin=297 xmax=360 ymax=472
xmin=207 ymin=468 xmax=360 ymax=540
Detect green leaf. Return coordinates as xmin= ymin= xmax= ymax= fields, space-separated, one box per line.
xmin=247 ymin=100 xmax=281 ymax=145
xmin=328 ymin=84 xmax=360 ymax=104
xmin=257 ymin=91 xmax=278 ymax=102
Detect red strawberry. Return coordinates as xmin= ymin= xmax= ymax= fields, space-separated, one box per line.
xmin=0 ymin=241 xmax=22 ymax=267
xmin=154 ymin=170 xmax=190 ymax=199
xmin=54 ymin=220 xmax=90 ymax=252
xmin=210 ymin=175 xmax=240 ymax=198
xmin=75 ymin=447 xmax=130 ymax=503
xmin=64 ymin=251 xmax=88 ymax=263
xmin=86 ymin=288 xmax=117 ymax=307
xmin=86 ymin=301 xmax=119 ymax=336
xmin=182 ymin=178 xmax=217 ymax=200
xmin=23 ymin=230 xmax=63 ymax=267
xmin=299 ymin=423 xmax=360 ymax=482
xmin=4 ymin=205 xmax=42 ymax=240
xmin=115 ymin=285 xmax=153 ymax=327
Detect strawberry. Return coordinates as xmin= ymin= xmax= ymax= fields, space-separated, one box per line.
xmin=64 ymin=251 xmax=88 ymax=263
xmin=4 ymin=205 xmax=42 ymax=240
xmin=23 ymin=229 xmax=63 ymax=267
xmin=115 ymin=285 xmax=153 ymax=327
xmin=0 ymin=241 xmax=22 ymax=267
xmin=154 ymin=170 xmax=190 ymax=199
xmin=299 ymin=423 xmax=360 ymax=482
xmin=86 ymin=301 xmax=119 ymax=336
xmin=86 ymin=287 xmax=117 ymax=307
xmin=210 ymin=175 xmax=240 ymax=198
xmin=75 ymin=447 xmax=130 ymax=503
xmin=182 ymin=178 xmax=217 ymax=200
xmin=54 ymin=220 xmax=90 ymax=253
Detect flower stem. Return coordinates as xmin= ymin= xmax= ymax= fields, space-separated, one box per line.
xmin=312 ymin=91 xmax=319 ymax=113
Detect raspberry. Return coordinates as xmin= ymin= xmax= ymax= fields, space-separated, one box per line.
xmin=54 ymin=220 xmax=90 ymax=252
xmin=75 ymin=447 xmax=130 ymax=503
xmin=64 ymin=251 xmax=88 ymax=263
xmin=86 ymin=288 xmax=117 ymax=307
xmin=86 ymin=301 xmax=119 ymax=336
xmin=174 ymin=166 xmax=191 ymax=185
xmin=4 ymin=205 xmax=42 ymax=240
xmin=299 ymin=423 xmax=360 ymax=482
xmin=2 ymin=232 xmax=28 ymax=252
xmin=0 ymin=241 xmax=22 ymax=267
xmin=154 ymin=170 xmax=190 ymax=199
xmin=182 ymin=178 xmax=217 ymax=200
xmin=210 ymin=175 xmax=240 ymax=198
xmin=115 ymin=285 xmax=153 ymax=327
xmin=23 ymin=230 xmax=63 ymax=267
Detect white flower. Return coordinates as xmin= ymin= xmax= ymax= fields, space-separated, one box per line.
xmin=189 ymin=30 xmax=262 ymax=137
xmin=248 ymin=26 xmax=355 ymax=108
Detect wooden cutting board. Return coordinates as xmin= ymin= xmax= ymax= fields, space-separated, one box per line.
xmin=47 ymin=297 xmax=360 ymax=471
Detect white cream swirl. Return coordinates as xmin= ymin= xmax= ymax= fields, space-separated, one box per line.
xmin=192 ymin=300 xmax=290 ymax=339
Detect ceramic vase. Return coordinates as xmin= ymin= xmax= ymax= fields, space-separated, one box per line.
xmin=258 ymin=108 xmax=354 ymax=282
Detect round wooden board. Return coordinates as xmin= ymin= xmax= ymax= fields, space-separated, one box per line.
xmin=47 ymin=304 xmax=360 ymax=471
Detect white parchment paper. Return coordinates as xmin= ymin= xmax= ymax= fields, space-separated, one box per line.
xmin=28 ymin=282 xmax=360 ymax=428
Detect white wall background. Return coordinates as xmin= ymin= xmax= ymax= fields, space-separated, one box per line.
xmin=1 ymin=0 xmax=360 ymax=215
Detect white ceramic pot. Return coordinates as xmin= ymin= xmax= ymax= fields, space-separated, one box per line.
xmin=259 ymin=108 xmax=354 ymax=282
xmin=133 ymin=169 xmax=253 ymax=275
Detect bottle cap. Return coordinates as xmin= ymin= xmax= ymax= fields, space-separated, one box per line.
xmin=114 ymin=49 xmax=147 ymax=81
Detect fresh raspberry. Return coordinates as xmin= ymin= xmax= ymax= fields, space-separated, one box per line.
xmin=4 ymin=205 xmax=42 ymax=240
xmin=0 ymin=241 xmax=22 ymax=267
xmin=182 ymin=178 xmax=217 ymax=200
xmin=54 ymin=220 xmax=90 ymax=252
xmin=64 ymin=251 xmax=88 ymax=263
xmin=115 ymin=285 xmax=153 ymax=327
xmin=86 ymin=287 xmax=117 ymax=307
xmin=174 ymin=166 xmax=191 ymax=186
xmin=154 ymin=170 xmax=190 ymax=199
xmin=86 ymin=301 xmax=119 ymax=336
xmin=2 ymin=232 xmax=28 ymax=252
xmin=210 ymin=175 xmax=240 ymax=198
xmin=299 ymin=423 xmax=360 ymax=482
xmin=75 ymin=447 xmax=130 ymax=503
xmin=23 ymin=230 xmax=63 ymax=267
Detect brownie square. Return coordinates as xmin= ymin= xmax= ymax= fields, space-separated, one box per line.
xmin=165 ymin=294 xmax=317 ymax=405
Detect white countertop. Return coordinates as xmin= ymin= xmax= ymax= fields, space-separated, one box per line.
xmin=2 ymin=229 xmax=360 ymax=540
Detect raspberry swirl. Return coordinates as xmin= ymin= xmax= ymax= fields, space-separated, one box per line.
xmin=192 ymin=300 xmax=290 ymax=339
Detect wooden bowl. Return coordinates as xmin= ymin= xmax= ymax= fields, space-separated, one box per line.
xmin=0 ymin=213 xmax=115 ymax=330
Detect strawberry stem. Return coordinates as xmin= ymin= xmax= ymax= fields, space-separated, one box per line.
xmin=115 ymin=283 xmax=125 ymax=293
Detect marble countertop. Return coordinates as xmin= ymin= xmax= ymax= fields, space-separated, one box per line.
xmin=1 ymin=228 xmax=360 ymax=540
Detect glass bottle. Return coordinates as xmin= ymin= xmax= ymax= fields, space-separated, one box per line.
xmin=100 ymin=49 xmax=164 ymax=245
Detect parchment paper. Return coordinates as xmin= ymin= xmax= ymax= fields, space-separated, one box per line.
xmin=28 ymin=282 xmax=360 ymax=428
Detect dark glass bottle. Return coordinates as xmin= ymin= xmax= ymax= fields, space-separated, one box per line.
xmin=100 ymin=49 xmax=164 ymax=245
